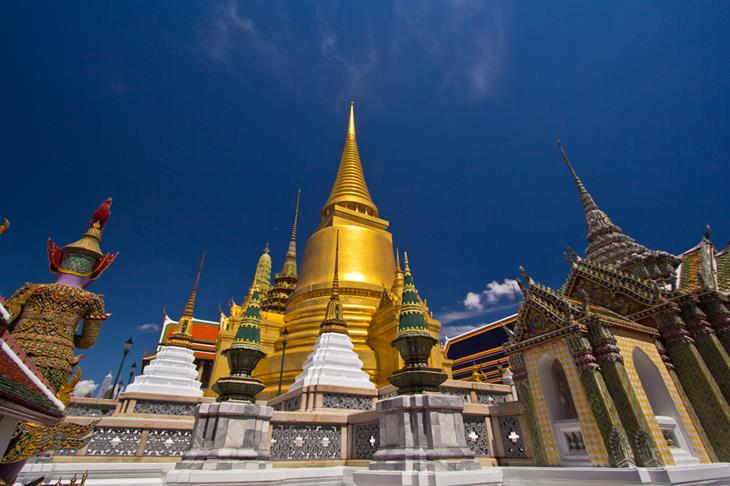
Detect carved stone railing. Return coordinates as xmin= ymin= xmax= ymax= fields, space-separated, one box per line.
xmin=53 ymin=381 xmax=531 ymax=465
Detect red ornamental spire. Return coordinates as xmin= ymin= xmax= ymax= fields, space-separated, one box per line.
xmin=90 ymin=197 xmax=113 ymax=229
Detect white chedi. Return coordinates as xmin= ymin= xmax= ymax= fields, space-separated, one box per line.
xmin=290 ymin=230 xmax=374 ymax=391
xmin=125 ymin=345 xmax=203 ymax=397
xmin=290 ymin=331 xmax=374 ymax=390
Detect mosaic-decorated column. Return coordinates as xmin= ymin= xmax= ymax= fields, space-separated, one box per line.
xmin=508 ymin=352 xmax=547 ymax=466
xmin=655 ymin=304 xmax=730 ymax=461
xmin=565 ymin=334 xmax=635 ymax=467
xmin=654 ymin=338 xmax=718 ymax=462
xmin=699 ymin=292 xmax=730 ymax=354
xmin=585 ymin=317 xmax=662 ymax=466
xmin=679 ymin=297 xmax=730 ymax=403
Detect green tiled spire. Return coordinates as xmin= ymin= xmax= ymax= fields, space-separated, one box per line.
xmin=232 ymin=288 xmax=263 ymax=351
xmin=397 ymin=252 xmax=430 ymax=337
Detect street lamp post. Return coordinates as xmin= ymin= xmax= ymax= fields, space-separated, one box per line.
xmin=110 ymin=337 xmax=133 ymax=398
xmin=276 ymin=328 xmax=289 ymax=397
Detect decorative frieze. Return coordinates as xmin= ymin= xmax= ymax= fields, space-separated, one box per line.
xmin=270 ymin=424 xmax=341 ymax=460
xmin=463 ymin=416 xmax=489 ymax=456
xmin=475 ymin=392 xmax=509 ymax=405
xmin=144 ymin=429 xmax=191 ymax=456
xmin=283 ymin=395 xmax=301 ymax=411
xmin=133 ymin=400 xmax=197 ymax=416
xmin=353 ymin=422 xmax=379 ymax=459
xmin=439 ymin=389 xmax=470 ymax=402
xmin=86 ymin=427 xmax=142 ymax=456
xmin=66 ymin=404 xmax=115 ymax=417
xmin=322 ymin=393 xmax=372 ymax=410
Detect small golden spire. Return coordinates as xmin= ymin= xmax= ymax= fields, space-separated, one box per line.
xmin=183 ymin=252 xmax=206 ymax=319
xmin=395 ymin=248 xmax=402 ymax=273
xmin=320 ymin=230 xmax=347 ymax=335
xmin=321 ymin=102 xmax=379 ymax=219
xmin=403 ymin=251 xmax=411 ymax=275
xmin=287 ymin=189 xmax=301 ymax=258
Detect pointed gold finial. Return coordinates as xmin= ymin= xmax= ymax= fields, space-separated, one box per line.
xmin=347 ymin=101 xmax=356 ymax=140
xmin=395 ymin=247 xmax=402 ymax=273
xmin=403 ymin=251 xmax=411 ymax=275
xmin=321 ymin=102 xmax=379 ymax=219
xmin=183 ymin=252 xmax=206 ymax=319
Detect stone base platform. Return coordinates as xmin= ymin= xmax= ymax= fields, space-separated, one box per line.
xmin=15 ymin=463 xmax=730 ymax=485
xmin=353 ymin=468 xmax=502 ymax=486
xmin=370 ymin=394 xmax=478 ymax=472
xmin=177 ymin=402 xmax=273 ymax=470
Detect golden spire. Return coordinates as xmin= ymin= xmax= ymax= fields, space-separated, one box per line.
xmin=391 ymin=248 xmax=405 ymax=298
xmin=320 ymin=230 xmax=347 ymax=335
xmin=183 ymin=252 xmax=206 ymax=319
xmin=287 ymin=189 xmax=301 ymax=260
xmin=321 ymin=102 xmax=379 ymax=219
xmin=170 ymin=252 xmax=205 ymax=346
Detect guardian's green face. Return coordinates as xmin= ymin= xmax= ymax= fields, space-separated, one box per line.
xmin=59 ymin=251 xmax=98 ymax=277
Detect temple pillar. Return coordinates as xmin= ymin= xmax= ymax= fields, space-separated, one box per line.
xmin=508 ymin=352 xmax=547 ymax=466
xmin=699 ymin=292 xmax=730 ymax=354
xmin=655 ymin=304 xmax=730 ymax=461
xmin=585 ymin=317 xmax=662 ymax=466
xmin=565 ymin=334 xmax=635 ymax=467
xmin=680 ymin=297 xmax=730 ymax=403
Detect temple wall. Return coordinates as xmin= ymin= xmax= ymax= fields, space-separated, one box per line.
xmin=614 ymin=333 xmax=711 ymax=463
xmin=523 ymin=339 xmax=609 ymax=466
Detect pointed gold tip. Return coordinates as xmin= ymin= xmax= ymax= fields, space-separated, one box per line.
xmin=403 ymin=251 xmax=411 ymax=273
xmin=347 ymin=102 xmax=356 ymax=140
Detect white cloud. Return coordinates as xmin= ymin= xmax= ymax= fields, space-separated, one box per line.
xmin=438 ymin=278 xmax=521 ymax=325
xmin=199 ymin=2 xmax=506 ymax=106
xmin=136 ymin=322 xmax=161 ymax=333
xmin=73 ymin=379 xmax=98 ymax=397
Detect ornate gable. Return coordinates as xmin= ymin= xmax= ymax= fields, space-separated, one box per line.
xmin=562 ymin=254 xmax=665 ymax=317
xmin=509 ymin=271 xmax=583 ymax=350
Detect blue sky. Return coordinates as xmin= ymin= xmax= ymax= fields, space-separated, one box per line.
xmin=2 ymin=2 xmax=728 ymax=392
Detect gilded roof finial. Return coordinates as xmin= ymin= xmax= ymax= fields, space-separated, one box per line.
xmin=183 ymin=252 xmax=206 ymax=319
xmin=321 ymin=102 xmax=379 ymax=219
xmin=395 ymin=248 xmax=403 ymax=273
xmin=403 ymin=251 xmax=411 ymax=275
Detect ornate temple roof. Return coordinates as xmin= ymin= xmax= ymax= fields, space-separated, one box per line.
xmin=677 ymin=230 xmax=730 ymax=293
xmin=0 ymin=331 xmax=65 ymax=424
xmin=556 ymin=141 xmax=679 ymax=285
xmin=321 ymin=102 xmax=379 ymax=219
xmin=158 ymin=315 xmax=218 ymax=360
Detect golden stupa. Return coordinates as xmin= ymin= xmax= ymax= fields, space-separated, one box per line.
xmin=208 ymin=103 xmax=450 ymax=398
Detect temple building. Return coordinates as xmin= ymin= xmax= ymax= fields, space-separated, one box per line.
xmin=164 ymin=102 xmax=451 ymax=399
xmin=445 ymin=314 xmax=515 ymax=383
xmin=501 ymin=142 xmax=730 ymax=467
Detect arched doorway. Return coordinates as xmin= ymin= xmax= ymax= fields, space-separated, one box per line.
xmin=538 ymin=355 xmax=588 ymax=465
xmin=632 ymin=347 xmax=698 ymax=465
